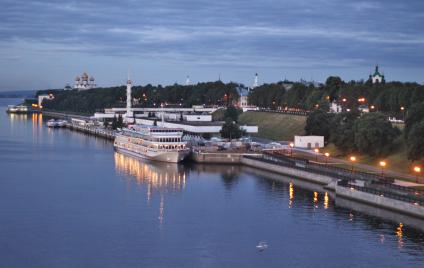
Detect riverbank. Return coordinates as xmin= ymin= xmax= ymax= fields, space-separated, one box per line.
xmin=44 ymin=110 xmax=424 ymax=224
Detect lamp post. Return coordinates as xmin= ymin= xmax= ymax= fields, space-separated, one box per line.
xmin=350 ymin=156 xmax=356 ymax=174
xmin=400 ymin=106 xmax=405 ymax=122
xmin=314 ymin=148 xmax=319 ymax=162
xmin=414 ymin=166 xmax=421 ymax=183
xmin=379 ymin=161 xmax=386 ymax=178
xmin=324 ymin=152 xmax=330 ymax=165
xmin=289 ymin=142 xmax=294 ymax=157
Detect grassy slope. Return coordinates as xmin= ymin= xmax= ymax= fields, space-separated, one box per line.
xmin=324 ymin=140 xmax=423 ymax=177
xmin=238 ymin=111 xmax=306 ymax=141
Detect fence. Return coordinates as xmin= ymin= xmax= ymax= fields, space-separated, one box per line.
xmin=339 ymin=182 xmax=424 ymax=205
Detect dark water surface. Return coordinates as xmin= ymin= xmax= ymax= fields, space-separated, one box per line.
xmin=1 ymin=98 xmax=424 ymax=268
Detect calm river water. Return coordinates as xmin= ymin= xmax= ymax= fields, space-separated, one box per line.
xmin=1 ymin=98 xmax=424 ymax=268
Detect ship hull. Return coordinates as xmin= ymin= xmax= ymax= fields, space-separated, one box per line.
xmin=114 ymin=146 xmax=189 ymax=163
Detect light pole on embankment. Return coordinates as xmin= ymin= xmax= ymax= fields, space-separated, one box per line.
xmin=350 ymin=156 xmax=356 ymax=175
xmin=324 ymin=153 xmax=330 ymax=165
xmin=379 ymin=161 xmax=387 ymax=178
xmin=414 ymin=166 xmax=421 ymax=183
xmin=314 ymin=148 xmax=319 ymax=162
xmin=289 ymin=142 xmax=294 ymax=157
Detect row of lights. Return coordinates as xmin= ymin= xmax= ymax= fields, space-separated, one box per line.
xmin=349 ymin=156 xmax=421 ymax=182
xmin=289 ymin=143 xmax=422 ymax=182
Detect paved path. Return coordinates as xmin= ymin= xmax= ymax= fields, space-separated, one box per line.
xmin=293 ymin=148 xmax=424 ymax=187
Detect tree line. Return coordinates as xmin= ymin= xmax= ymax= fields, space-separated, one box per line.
xmin=248 ymin=77 xmax=424 ymax=116
xmin=37 ymin=81 xmax=241 ymax=114
xmin=305 ymin=103 xmax=424 ymax=161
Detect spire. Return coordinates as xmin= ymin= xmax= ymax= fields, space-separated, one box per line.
xmin=127 ymin=68 xmax=132 ymax=84
xmin=185 ymin=75 xmax=190 ymax=86
xmin=253 ymin=73 xmax=259 ymax=88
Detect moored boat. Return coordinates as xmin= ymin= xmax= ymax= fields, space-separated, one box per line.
xmin=114 ymin=125 xmax=189 ymax=163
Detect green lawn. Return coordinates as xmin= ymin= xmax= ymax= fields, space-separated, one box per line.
xmin=323 ymin=141 xmax=424 ymax=180
xmin=238 ymin=111 xmax=306 ymax=141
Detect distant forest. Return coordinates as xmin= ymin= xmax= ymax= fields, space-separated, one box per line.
xmin=37 ymin=81 xmax=240 ymax=114
xmin=248 ymin=77 xmax=424 ymax=117
xmin=37 ymin=77 xmax=424 ymax=117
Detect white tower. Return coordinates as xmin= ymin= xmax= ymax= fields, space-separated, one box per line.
xmin=253 ymin=73 xmax=259 ymax=88
xmin=124 ymin=74 xmax=134 ymax=123
xmin=185 ymin=75 xmax=190 ymax=86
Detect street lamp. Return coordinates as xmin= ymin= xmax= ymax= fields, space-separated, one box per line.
xmin=324 ymin=152 xmax=330 ymax=165
xmin=314 ymin=148 xmax=319 ymax=162
xmin=414 ymin=166 xmax=421 ymax=183
xmin=350 ymin=156 xmax=356 ymax=174
xmin=400 ymin=106 xmax=405 ymax=121
xmin=289 ymin=142 xmax=294 ymax=157
xmin=379 ymin=161 xmax=387 ymax=178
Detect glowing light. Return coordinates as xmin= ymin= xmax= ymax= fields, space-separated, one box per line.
xmin=379 ymin=161 xmax=386 ymax=167
xmin=314 ymin=148 xmax=319 ymax=153
xmin=289 ymin=142 xmax=294 ymax=148
xmin=324 ymin=152 xmax=330 ymax=157
xmin=400 ymin=106 xmax=405 ymax=111
xmin=324 ymin=192 xmax=329 ymax=209
xmin=313 ymin=191 xmax=318 ymax=205
xmin=414 ymin=166 xmax=421 ymax=173
xmin=289 ymin=182 xmax=294 ymax=208
xmin=350 ymin=156 xmax=356 ymax=162
xmin=396 ymin=223 xmax=404 ymax=249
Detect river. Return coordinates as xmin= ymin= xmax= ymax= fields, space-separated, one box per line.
xmin=1 ymin=98 xmax=424 ymax=268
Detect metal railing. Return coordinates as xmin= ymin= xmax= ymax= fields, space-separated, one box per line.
xmin=339 ymin=182 xmax=424 ymax=205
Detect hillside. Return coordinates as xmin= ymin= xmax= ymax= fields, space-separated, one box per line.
xmin=238 ymin=111 xmax=306 ymax=141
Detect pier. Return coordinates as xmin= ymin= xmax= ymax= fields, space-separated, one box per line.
xmin=66 ymin=121 xmax=116 ymax=140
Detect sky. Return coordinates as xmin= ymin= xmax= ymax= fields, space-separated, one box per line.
xmin=0 ymin=0 xmax=424 ymax=91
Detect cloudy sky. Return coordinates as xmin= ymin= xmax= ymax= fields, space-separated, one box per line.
xmin=0 ymin=0 xmax=423 ymax=91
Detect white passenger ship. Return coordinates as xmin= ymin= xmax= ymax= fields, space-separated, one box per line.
xmin=114 ymin=125 xmax=190 ymax=163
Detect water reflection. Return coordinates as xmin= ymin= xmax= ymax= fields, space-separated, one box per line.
xmin=397 ymin=223 xmax=404 ymax=249
xmin=114 ymin=152 xmax=187 ymax=193
xmin=324 ymin=192 xmax=329 ymax=209
xmin=114 ymin=152 xmax=187 ymax=227
xmin=289 ymin=182 xmax=294 ymax=208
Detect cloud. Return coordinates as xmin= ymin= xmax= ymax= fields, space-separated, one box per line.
xmin=0 ymin=0 xmax=424 ymax=90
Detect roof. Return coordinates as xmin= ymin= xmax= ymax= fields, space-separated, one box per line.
xmin=372 ymin=65 xmax=384 ymax=77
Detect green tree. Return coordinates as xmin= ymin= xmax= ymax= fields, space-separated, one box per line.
xmin=406 ymin=120 xmax=424 ymax=160
xmin=354 ymin=113 xmax=400 ymax=156
xmin=224 ymin=105 xmax=241 ymax=122
xmin=117 ymin=114 xmax=124 ymax=128
xmin=404 ymin=102 xmax=424 ymax=138
xmin=305 ymin=109 xmax=334 ymax=141
xmin=220 ymin=119 xmax=245 ymax=140
xmin=111 ymin=116 xmax=118 ymax=130
xmin=329 ymin=111 xmax=359 ymax=153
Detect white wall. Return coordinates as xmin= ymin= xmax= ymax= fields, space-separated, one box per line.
xmin=184 ymin=114 xmax=212 ymax=122
xmin=294 ymin=135 xmax=324 ymax=148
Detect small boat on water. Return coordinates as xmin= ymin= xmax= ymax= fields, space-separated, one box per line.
xmin=6 ymin=105 xmax=32 ymax=114
xmin=47 ymin=119 xmax=67 ymax=128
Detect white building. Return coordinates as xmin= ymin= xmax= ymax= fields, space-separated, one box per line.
xmin=369 ymin=65 xmax=385 ymax=84
xmin=74 ymin=72 xmax=97 ymax=90
xmin=38 ymin=94 xmax=54 ymax=107
xmin=329 ymin=101 xmax=342 ymax=113
xmin=294 ymin=135 xmax=324 ymax=149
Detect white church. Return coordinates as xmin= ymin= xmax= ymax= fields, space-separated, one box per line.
xmin=369 ymin=65 xmax=385 ymax=84
xmin=74 ymin=72 xmax=97 ymax=90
